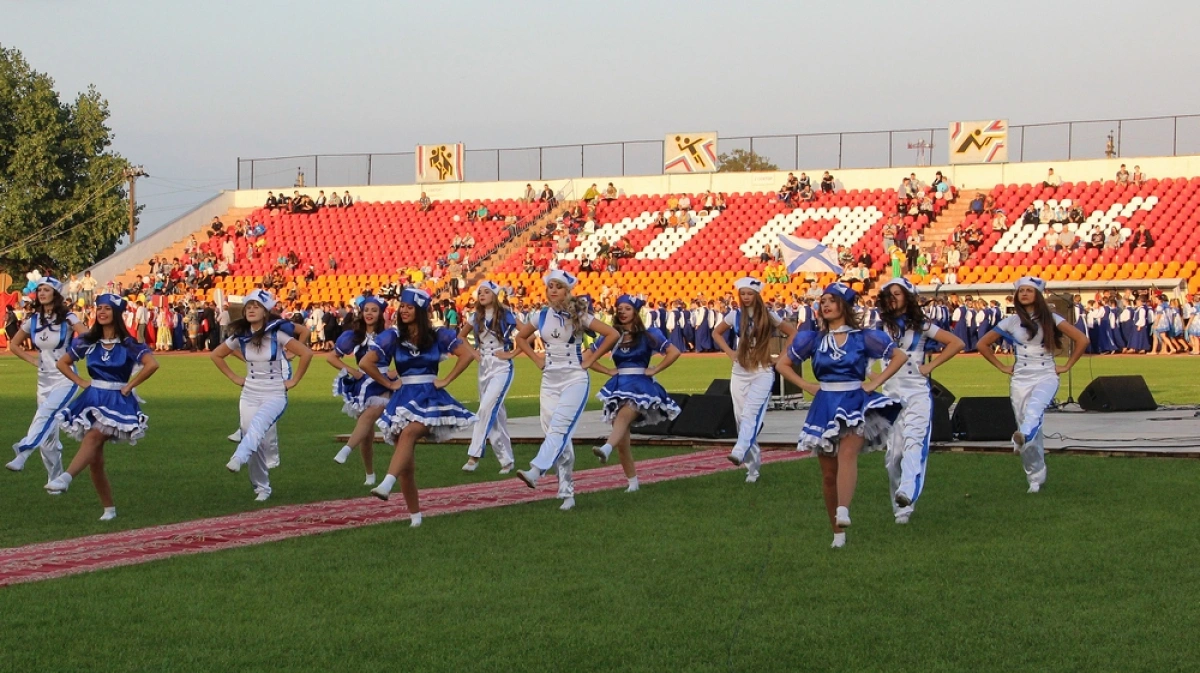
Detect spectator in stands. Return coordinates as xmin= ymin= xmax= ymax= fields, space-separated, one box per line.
xmin=905 ymin=243 xmax=919 ymax=273
xmin=678 ymin=193 xmax=692 ymax=211
xmin=931 ymin=171 xmax=948 ymax=193
xmin=799 ymin=183 xmax=816 ymax=202
xmin=1105 ymin=225 xmax=1122 ymax=249
xmin=1056 ymin=227 xmax=1077 ymax=252
xmin=666 ymin=194 xmax=679 ymax=211
xmin=895 ymin=222 xmax=909 ymax=253
xmin=341 ymin=191 xmax=354 ymax=207
xmin=540 ymin=184 xmax=556 ymax=208
xmin=419 ymin=192 xmax=432 ymax=212
xmin=265 ymin=192 xmax=278 ymax=209
xmin=1043 ymin=168 xmax=1061 ymax=189
xmin=919 ymin=193 xmax=935 ymax=220
xmin=316 ymin=190 xmax=327 ymax=208
xmin=992 ymin=210 xmax=1009 ymax=231
xmin=328 ymin=254 xmax=337 ymax=271
xmin=796 ymin=172 xmax=811 ymax=192
xmin=1129 ymin=224 xmax=1154 ymax=250
xmin=1022 ymin=205 xmax=1039 ymax=225
xmin=1039 ymin=204 xmax=1053 ymax=225
xmin=969 ymin=193 xmax=985 ymax=216
xmin=1088 ymin=226 xmax=1106 ymax=249
xmin=1132 ymin=165 xmax=1146 ymax=185
xmin=759 ymin=245 xmax=772 ymax=263
xmin=580 ymin=256 xmax=594 ymax=273
xmin=883 ymin=219 xmax=897 ymax=251
xmin=521 ymin=183 xmax=536 ymax=203
xmin=1068 ymin=205 xmax=1086 ymax=225
xmin=603 ymin=183 xmax=617 ymax=201
xmin=838 ymin=246 xmax=855 ymax=268
xmin=504 ymin=212 xmax=520 ymax=237
xmin=208 ymin=217 xmax=224 ymax=238
xmin=583 ymin=183 xmax=600 ymax=205
xmin=715 ymin=192 xmax=727 ymax=211
xmin=779 ymin=174 xmax=799 ymax=204
xmin=820 ymin=171 xmax=835 ymax=193
xmin=474 ymin=203 xmax=489 ymax=221
xmin=702 ymin=191 xmax=716 ymax=211
xmin=1116 ymin=164 xmax=1130 ymax=184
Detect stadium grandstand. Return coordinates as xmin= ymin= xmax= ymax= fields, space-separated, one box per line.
xmin=86 ymin=153 xmax=1200 ymax=314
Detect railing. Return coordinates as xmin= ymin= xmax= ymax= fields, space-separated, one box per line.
xmin=237 ymin=114 xmax=1200 ymax=190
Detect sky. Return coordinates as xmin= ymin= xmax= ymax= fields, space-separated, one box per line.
xmin=5 ymin=0 xmax=1199 ymax=236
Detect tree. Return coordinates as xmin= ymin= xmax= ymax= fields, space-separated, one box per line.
xmin=715 ymin=149 xmax=779 ymax=173
xmin=0 ymin=45 xmax=134 ymax=278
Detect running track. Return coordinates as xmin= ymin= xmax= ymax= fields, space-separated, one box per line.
xmin=0 ymin=449 xmax=809 ymax=587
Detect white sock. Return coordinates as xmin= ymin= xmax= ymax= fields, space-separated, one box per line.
xmin=376 ymin=474 xmax=396 ymax=493
xmin=599 ymin=444 xmax=613 ymax=458
xmin=527 ymin=466 xmax=542 ymax=480
xmin=831 ymin=532 xmax=846 ymax=548
xmin=99 ymin=507 xmax=117 ymax=521
xmin=334 ymin=445 xmax=353 ymax=464
xmin=59 ymin=473 xmax=74 ymax=486
xmin=409 ymin=512 xmax=423 ymax=527
xmin=559 ymin=497 xmax=575 ymax=511
xmin=626 ymin=476 xmax=639 ymax=492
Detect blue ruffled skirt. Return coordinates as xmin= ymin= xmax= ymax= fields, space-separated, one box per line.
xmin=597 ymin=374 xmax=682 ymax=427
xmin=58 ymin=387 xmax=148 ymax=445
xmin=332 ymin=371 xmax=393 ymax=418
xmin=799 ymin=387 xmax=901 ymax=456
xmin=376 ymin=382 xmax=476 ymax=444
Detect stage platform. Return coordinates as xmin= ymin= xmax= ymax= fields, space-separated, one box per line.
xmin=344 ymin=407 xmax=1200 ymax=458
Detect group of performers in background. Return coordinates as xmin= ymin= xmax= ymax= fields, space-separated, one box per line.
xmin=2 ymin=270 xmax=1103 ymax=548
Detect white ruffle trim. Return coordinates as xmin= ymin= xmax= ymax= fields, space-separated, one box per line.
xmin=798 ymin=410 xmax=895 ymax=457
xmin=60 ymin=407 xmax=149 ymax=445
xmin=599 ymin=393 xmax=682 ymax=428
xmin=377 ymin=408 xmax=476 ymax=445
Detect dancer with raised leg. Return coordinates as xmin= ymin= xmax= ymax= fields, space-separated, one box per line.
xmin=976 ymin=277 xmax=1088 ymax=493
xmin=459 ymin=281 xmax=520 ymax=475
xmin=7 ymin=277 xmax=87 ymax=482
xmin=774 ymin=283 xmax=905 ymax=548
xmin=47 ymin=294 xmax=159 ymax=521
xmin=359 ymin=288 xmax=476 ymax=527
xmin=211 ymin=290 xmax=313 ymax=502
xmin=328 ymin=296 xmax=393 ymax=486
xmin=589 ymin=294 xmax=682 ymax=493
xmin=876 ymin=278 xmax=964 ymax=525
xmin=513 ymin=270 xmax=618 ymax=510
xmin=713 ymin=277 xmax=797 ymax=483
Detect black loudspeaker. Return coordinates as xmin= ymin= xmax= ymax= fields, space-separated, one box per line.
xmin=705 ymin=379 xmax=732 ymax=397
xmin=638 ymin=394 xmax=690 ymax=436
xmin=671 ymin=394 xmax=737 ymax=439
xmin=1079 ymin=376 xmax=1157 ymax=412
xmin=930 ymin=377 xmax=956 ymax=405
xmin=931 ymin=395 xmax=953 ymax=442
xmin=951 ymin=397 xmax=1018 ymax=441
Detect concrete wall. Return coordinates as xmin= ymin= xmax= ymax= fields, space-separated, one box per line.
xmin=229 ymin=154 xmax=1200 ymax=207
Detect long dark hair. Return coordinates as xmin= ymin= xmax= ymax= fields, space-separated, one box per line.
xmin=821 ymin=296 xmax=862 ymax=332
xmin=351 ymin=303 xmax=385 ymax=345
xmin=229 ymin=301 xmax=270 ymax=348
xmin=400 ymin=303 xmax=436 ymax=351
xmin=1017 ymin=291 xmax=1063 ymax=352
xmin=474 ymin=295 xmax=513 ymax=345
xmin=879 ymin=286 xmax=925 ymax=342
xmin=82 ymin=306 xmax=133 ymax=344
xmin=38 ymin=289 xmax=70 ymax=325
xmin=615 ymin=303 xmax=648 ymax=349
xmin=736 ymin=293 xmax=774 ymax=370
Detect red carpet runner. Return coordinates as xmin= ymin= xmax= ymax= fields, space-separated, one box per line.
xmin=0 ymin=449 xmax=808 ymax=587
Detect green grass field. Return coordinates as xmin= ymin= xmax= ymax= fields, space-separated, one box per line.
xmin=1 ymin=353 xmax=1197 ymax=671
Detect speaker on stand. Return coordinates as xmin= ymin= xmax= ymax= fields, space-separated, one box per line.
xmin=1049 ymin=292 xmax=1077 ymax=405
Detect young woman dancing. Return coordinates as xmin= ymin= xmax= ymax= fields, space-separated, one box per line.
xmin=774 ymin=283 xmax=905 ymax=548
xmin=46 ymin=294 xmax=160 ymax=520
xmin=589 ymin=294 xmax=682 ymax=492
xmin=359 ymin=288 xmax=476 ymax=527
xmin=712 ymin=277 xmax=797 ymax=483
xmin=7 ymin=277 xmax=87 ymax=482
xmin=328 ymin=295 xmax=393 ymax=486
xmin=459 ymin=281 xmax=521 ymax=474
xmin=211 ymin=290 xmax=313 ymax=501
xmin=513 ymin=270 xmax=618 ymax=510
xmin=976 ymin=277 xmax=1089 ymax=493
xmin=876 ymin=278 xmax=964 ymax=524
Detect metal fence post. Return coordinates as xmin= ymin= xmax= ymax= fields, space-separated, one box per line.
xmin=496 ymin=151 xmax=500 ymax=181
xmin=237 ymin=158 xmax=241 ymax=190
xmin=367 ymin=154 xmax=373 ymax=185
xmin=889 ymin=131 xmax=893 ymax=168
xmin=1174 ymin=117 xmax=1179 ymax=156
xmin=622 ymin=143 xmax=626 ymax=176
xmin=251 ymin=160 xmax=255 ymax=189
xmin=580 ymin=145 xmax=584 ymax=177
xmin=539 ymin=148 xmax=543 ymax=180
xmin=794 ymin=135 xmax=799 ymax=170
xmin=1068 ymin=124 xmax=1072 ymax=160
xmin=1117 ymin=120 xmax=1122 ymax=158
xmin=838 ymin=134 xmax=843 ymax=169
xmin=314 ymin=155 xmax=319 ymax=186
xmin=1020 ymin=129 xmax=1025 ymax=163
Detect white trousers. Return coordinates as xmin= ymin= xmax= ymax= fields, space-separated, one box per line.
xmin=1011 ymin=367 xmax=1057 ymax=487
xmin=884 ymin=380 xmax=933 ymax=517
xmin=530 ymin=368 xmax=589 ymax=499
xmin=729 ymin=365 xmax=773 ymax=478
xmin=14 ymin=376 xmax=74 ymax=481
xmin=234 ymin=386 xmax=288 ymax=495
xmin=467 ymin=360 xmax=514 ymax=466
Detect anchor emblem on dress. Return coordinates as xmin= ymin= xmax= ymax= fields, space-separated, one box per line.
xmin=550 ymin=329 xmax=561 ymax=339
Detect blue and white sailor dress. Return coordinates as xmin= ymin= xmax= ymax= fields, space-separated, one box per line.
xmin=332 ymin=329 xmax=395 ymax=417
xmin=1187 ymin=304 xmax=1200 ymax=338
xmin=57 ymin=337 xmax=151 ymax=444
xmin=787 ymin=329 xmax=902 ymax=456
xmin=594 ymin=328 xmax=681 ymax=427
xmin=373 ymin=327 xmax=476 ymax=443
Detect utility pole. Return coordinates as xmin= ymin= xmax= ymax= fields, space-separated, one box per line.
xmin=124 ymin=165 xmax=149 ymax=242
